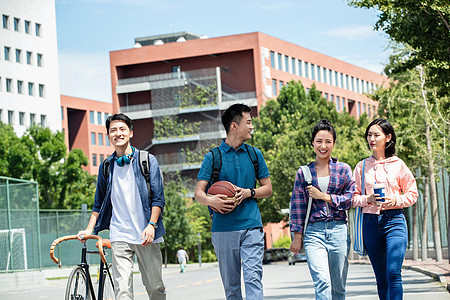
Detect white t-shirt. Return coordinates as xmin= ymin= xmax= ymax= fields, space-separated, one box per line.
xmin=110 ymin=161 xmax=163 ymax=244
xmin=177 ymin=249 xmax=188 ymax=262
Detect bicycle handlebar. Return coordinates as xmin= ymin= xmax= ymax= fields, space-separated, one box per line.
xmin=49 ymin=235 xmax=107 ymax=267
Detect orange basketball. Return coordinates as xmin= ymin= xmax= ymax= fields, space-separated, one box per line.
xmin=207 ymin=181 xmax=237 ymax=213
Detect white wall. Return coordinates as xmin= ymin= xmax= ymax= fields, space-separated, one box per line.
xmin=0 ymin=0 xmax=61 ymax=136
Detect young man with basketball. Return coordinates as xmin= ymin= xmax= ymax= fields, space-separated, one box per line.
xmin=77 ymin=113 xmax=166 ymax=300
xmin=194 ymin=103 xmax=272 ymax=300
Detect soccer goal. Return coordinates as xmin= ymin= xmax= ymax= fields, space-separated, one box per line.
xmin=0 ymin=228 xmax=28 ymax=271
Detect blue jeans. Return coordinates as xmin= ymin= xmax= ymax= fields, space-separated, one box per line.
xmin=304 ymin=220 xmax=350 ymax=300
xmin=211 ymin=228 xmax=264 ymax=300
xmin=363 ymin=209 xmax=407 ymax=300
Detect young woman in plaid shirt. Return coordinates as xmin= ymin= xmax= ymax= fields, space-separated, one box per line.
xmin=290 ymin=119 xmax=355 ymax=300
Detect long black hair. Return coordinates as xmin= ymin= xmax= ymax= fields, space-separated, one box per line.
xmin=365 ymin=118 xmax=396 ymax=157
xmin=310 ymin=119 xmax=336 ymax=145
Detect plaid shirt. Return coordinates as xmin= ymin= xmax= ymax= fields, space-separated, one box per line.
xmin=290 ymin=158 xmax=355 ymax=234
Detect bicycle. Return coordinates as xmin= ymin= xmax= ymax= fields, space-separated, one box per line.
xmin=50 ymin=234 xmax=116 ymax=300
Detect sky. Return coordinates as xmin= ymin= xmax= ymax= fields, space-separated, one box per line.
xmin=55 ymin=0 xmax=392 ymax=103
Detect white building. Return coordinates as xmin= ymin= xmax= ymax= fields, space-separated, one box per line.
xmin=0 ymin=0 xmax=61 ymax=136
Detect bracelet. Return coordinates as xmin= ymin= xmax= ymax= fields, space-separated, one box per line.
xmin=148 ymin=221 xmax=158 ymax=229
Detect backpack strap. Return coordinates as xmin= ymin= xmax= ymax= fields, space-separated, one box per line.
xmin=102 ymin=158 xmax=111 ymax=179
xmin=139 ymin=150 xmax=152 ymax=200
xmin=209 ymin=147 xmax=222 ymax=185
xmin=299 ymin=165 xmax=313 ymax=236
xmin=244 ymin=144 xmax=259 ymax=188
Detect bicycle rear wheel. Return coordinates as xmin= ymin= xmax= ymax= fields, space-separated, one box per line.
xmin=101 ymin=264 xmax=115 ymax=300
xmin=66 ymin=266 xmax=91 ymax=300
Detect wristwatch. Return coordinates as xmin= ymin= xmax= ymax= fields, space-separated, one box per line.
xmin=250 ymin=188 xmax=256 ymax=198
xmin=148 ymin=221 xmax=158 ymax=229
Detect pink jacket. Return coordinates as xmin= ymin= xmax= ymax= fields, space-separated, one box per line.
xmin=352 ymin=156 xmax=418 ymax=214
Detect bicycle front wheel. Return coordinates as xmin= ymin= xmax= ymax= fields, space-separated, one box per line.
xmin=66 ymin=266 xmax=91 ymax=300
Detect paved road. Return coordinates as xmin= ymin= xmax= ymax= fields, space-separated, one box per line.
xmin=2 ymin=262 xmax=449 ymax=299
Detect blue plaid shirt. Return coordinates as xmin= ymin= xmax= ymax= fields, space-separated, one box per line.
xmin=290 ymin=158 xmax=355 ymax=234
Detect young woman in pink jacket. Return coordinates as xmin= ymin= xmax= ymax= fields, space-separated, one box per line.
xmin=353 ymin=118 xmax=418 ymax=300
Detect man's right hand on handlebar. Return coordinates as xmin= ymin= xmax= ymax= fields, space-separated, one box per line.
xmin=77 ymin=229 xmax=93 ymax=242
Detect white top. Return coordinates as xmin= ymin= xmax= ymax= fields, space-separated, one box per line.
xmin=317 ymin=176 xmax=330 ymax=193
xmin=110 ymin=160 xmax=162 ymax=244
xmin=177 ymin=249 xmax=188 ymax=262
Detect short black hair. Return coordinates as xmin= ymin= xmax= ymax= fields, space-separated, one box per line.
xmin=106 ymin=113 xmax=134 ymax=135
xmin=365 ymin=118 xmax=396 ymax=157
xmin=310 ymin=119 xmax=337 ymax=145
xmin=221 ymin=103 xmax=252 ymax=133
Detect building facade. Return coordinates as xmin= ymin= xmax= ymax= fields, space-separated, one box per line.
xmin=109 ymin=32 xmax=387 ymax=192
xmin=61 ymin=95 xmax=114 ymax=175
xmin=0 ymin=0 xmax=61 ymax=136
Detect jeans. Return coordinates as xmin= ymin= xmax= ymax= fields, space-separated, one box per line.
xmin=304 ymin=220 xmax=350 ymax=300
xmin=211 ymin=228 xmax=264 ymax=300
xmin=363 ymin=209 xmax=407 ymax=300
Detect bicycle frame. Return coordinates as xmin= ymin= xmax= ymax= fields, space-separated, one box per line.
xmin=78 ymin=242 xmax=114 ymax=300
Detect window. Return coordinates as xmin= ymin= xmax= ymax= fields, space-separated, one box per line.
xmin=335 ymin=72 xmax=339 ymax=87
xmin=98 ymin=133 xmax=104 ymax=146
xmin=19 ymin=112 xmax=25 ymax=125
xmin=90 ymin=111 xmax=95 ymax=124
xmin=272 ymin=79 xmax=277 ymax=96
xmin=277 ymin=53 xmax=282 ymax=71
xmin=329 ymin=69 xmax=333 ymax=85
xmin=30 ymin=113 xmax=35 ymax=125
xmin=61 ymin=107 xmax=64 ymax=120
xmin=92 ymin=154 xmax=97 ymax=167
xmin=363 ymin=103 xmax=366 ymax=114
xmin=38 ymin=84 xmax=45 ymax=97
xmin=350 ymin=77 xmax=355 ymax=91
xmin=330 ymin=94 xmax=334 ymax=103
xmin=336 ymin=96 xmax=340 ymax=111
xmin=97 ymin=112 xmax=102 ymax=125
xmin=357 ymin=78 xmax=361 ymax=93
xmin=298 ymin=60 xmax=303 ymax=77
xmin=104 ymin=113 xmax=110 ymax=123
xmin=35 ymin=23 xmax=41 ymax=36
xmin=2 ymin=15 xmax=9 ymax=29
xmin=8 ymin=110 xmax=14 ymax=125
xmin=291 ymin=57 xmax=295 ymax=74
xmin=4 ymin=47 xmax=11 ymax=61
xmin=311 ymin=64 xmax=316 ymax=80
xmin=342 ymin=98 xmax=346 ymax=112
xmin=357 ymin=102 xmax=361 ymax=116
xmin=25 ymin=20 xmax=30 ymax=34
xmin=323 ymin=68 xmax=328 ymax=84
xmin=341 ymin=73 xmax=344 ymax=89
xmin=6 ymin=78 xmax=12 ymax=92
xmin=324 ymin=93 xmax=329 ymax=100
xmin=279 ymin=81 xmax=284 ymax=91
xmin=15 ymin=49 xmax=22 ymax=63
xmin=40 ymin=115 xmax=46 ymax=127
xmin=100 ymin=154 xmax=104 ymax=163
xmin=91 ymin=132 xmax=96 ymax=145
xmin=304 ymin=62 xmax=309 ymax=79
xmin=317 ymin=66 xmax=322 ymax=82
xmin=13 ymin=18 xmax=20 ymax=32
xmin=106 ymin=136 xmax=110 ymax=147
xmin=28 ymin=82 xmax=34 ymax=96
xmin=17 ymin=80 xmax=23 ymax=94
xmin=270 ymin=51 xmax=275 ymax=68
xmin=346 ymin=75 xmax=350 ymax=90
xmin=26 ymin=51 xmax=32 ymax=65
xmin=284 ymin=56 xmax=289 ymax=72
xmin=37 ymin=53 xmax=43 ymax=66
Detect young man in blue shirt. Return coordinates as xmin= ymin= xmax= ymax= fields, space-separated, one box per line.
xmin=195 ymin=104 xmax=272 ymax=300
xmin=77 ymin=113 xmax=166 ymax=300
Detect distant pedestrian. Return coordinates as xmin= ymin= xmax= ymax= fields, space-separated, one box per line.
xmin=352 ymin=118 xmax=418 ymax=300
xmin=176 ymin=247 xmax=189 ymax=273
xmin=290 ymin=119 xmax=354 ymax=300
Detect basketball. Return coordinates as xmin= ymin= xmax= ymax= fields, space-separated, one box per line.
xmin=207 ymin=181 xmax=236 ymax=197
xmin=207 ymin=181 xmax=237 ymax=213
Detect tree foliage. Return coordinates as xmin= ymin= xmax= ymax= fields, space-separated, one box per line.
xmin=251 ymin=81 xmax=370 ymax=224
xmin=349 ymin=0 xmax=450 ymax=96
xmin=0 ymin=123 xmax=96 ymax=209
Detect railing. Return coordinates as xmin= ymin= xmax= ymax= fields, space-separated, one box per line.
xmin=117 ymin=68 xmax=217 ymax=86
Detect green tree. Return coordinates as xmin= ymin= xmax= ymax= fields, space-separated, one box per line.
xmin=0 ymin=124 xmax=95 ymax=209
xmin=251 ymin=81 xmax=370 ymax=224
xmin=349 ymin=0 xmax=450 ymax=96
